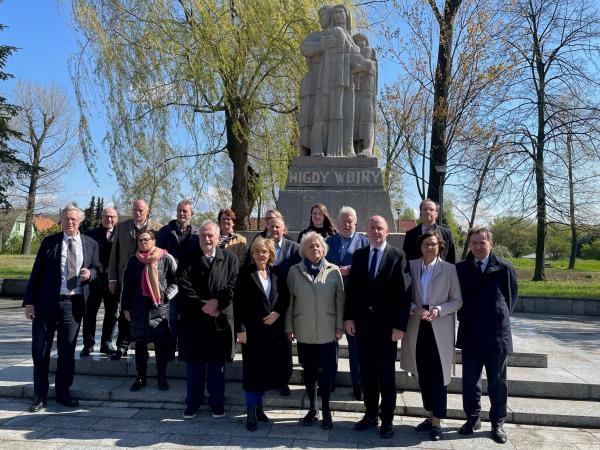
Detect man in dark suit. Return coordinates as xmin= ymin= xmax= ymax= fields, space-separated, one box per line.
xmin=176 ymin=220 xmax=238 ymax=419
xmin=326 ymin=206 xmax=369 ymax=400
xmin=108 ymin=199 xmax=159 ymax=360
xmin=345 ymin=215 xmax=412 ymax=439
xmin=455 ymin=226 xmax=518 ymax=444
xmin=81 ymin=206 xmax=119 ymax=356
xmin=156 ymin=199 xmax=198 ymax=263
xmin=403 ymin=199 xmax=456 ymax=263
xmin=23 ymin=204 xmax=99 ymax=412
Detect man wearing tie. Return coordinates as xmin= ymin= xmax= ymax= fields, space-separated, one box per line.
xmin=456 ymin=227 xmax=518 ymax=444
xmin=326 ymin=206 xmax=369 ymax=400
xmin=81 ymin=206 xmax=119 ymax=356
xmin=23 ymin=204 xmax=99 ymax=412
xmin=345 ymin=215 xmax=411 ymax=439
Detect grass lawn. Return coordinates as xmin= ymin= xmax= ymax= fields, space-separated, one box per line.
xmin=0 ymin=255 xmax=35 ymax=279
xmin=518 ymin=280 xmax=600 ymax=298
xmin=509 ymin=257 xmax=600 ymax=272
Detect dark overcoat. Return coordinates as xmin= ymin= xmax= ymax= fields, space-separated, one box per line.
xmin=455 ymin=251 xmax=518 ymax=354
xmin=120 ymin=253 xmax=178 ymax=343
xmin=402 ymin=224 xmax=456 ymax=263
xmin=176 ymin=247 xmax=238 ymax=362
xmin=234 ymin=264 xmax=290 ymax=392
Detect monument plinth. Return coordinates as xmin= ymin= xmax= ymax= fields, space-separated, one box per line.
xmin=276 ymin=156 xmax=396 ymax=232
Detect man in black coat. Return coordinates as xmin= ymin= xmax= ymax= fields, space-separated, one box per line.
xmin=455 ymin=226 xmax=518 ymax=444
xmin=345 ymin=215 xmax=412 ymax=439
xmin=402 ymin=199 xmax=456 ymax=263
xmin=176 ymin=220 xmax=238 ymax=419
xmin=156 ymin=199 xmax=198 ymax=263
xmin=23 ymin=204 xmax=99 ymax=412
xmin=81 ymin=206 xmax=119 ymax=356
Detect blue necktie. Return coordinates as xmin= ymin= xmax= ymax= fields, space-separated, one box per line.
xmin=369 ymin=248 xmax=378 ymax=282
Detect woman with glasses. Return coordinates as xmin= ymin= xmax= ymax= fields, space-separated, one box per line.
xmin=400 ymin=230 xmax=462 ymax=441
xmin=121 ymin=230 xmax=178 ymax=392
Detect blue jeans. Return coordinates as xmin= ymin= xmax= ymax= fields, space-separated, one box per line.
xmin=244 ymin=391 xmax=265 ymax=408
xmin=186 ymin=361 xmax=225 ymax=410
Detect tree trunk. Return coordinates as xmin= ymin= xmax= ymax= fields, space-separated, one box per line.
xmin=225 ymin=99 xmax=253 ymax=231
xmin=20 ymin=148 xmax=41 ymax=255
xmin=427 ymin=0 xmax=461 ymax=223
xmin=566 ymin=132 xmax=577 ymax=270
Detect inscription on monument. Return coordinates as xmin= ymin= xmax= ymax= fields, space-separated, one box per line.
xmin=287 ymin=168 xmax=382 ymax=188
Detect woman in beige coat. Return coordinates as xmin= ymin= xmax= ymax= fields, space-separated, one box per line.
xmin=286 ymin=231 xmax=344 ymax=430
xmin=400 ymin=230 xmax=462 ymax=441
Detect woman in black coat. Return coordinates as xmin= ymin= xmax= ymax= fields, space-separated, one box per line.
xmin=121 ymin=230 xmax=178 ymax=392
xmin=234 ymin=237 xmax=289 ymax=431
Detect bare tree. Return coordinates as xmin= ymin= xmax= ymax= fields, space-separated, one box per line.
xmin=11 ymin=81 xmax=78 ymax=254
xmin=500 ymin=0 xmax=600 ymax=280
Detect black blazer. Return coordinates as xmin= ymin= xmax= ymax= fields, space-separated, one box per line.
xmin=403 ymin=224 xmax=456 ymax=263
xmin=455 ymin=251 xmax=518 ymax=354
xmin=23 ymin=232 xmax=99 ymax=318
xmin=345 ymin=244 xmax=412 ymax=335
xmin=86 ymin=226 xmax=114 ymax=274
xmin=274 ymin=238 xmax=301 ymax=277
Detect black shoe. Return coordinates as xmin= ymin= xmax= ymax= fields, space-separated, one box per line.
xmin=459 ymin=418 xmax=481 ymax=435
xmin=415 ymin=418 xmax=432 ymax=432
xmin=380 ymin=420 xmax=394 ymax=439
xmin=246 ymin=407 xmax=257 ymax=431
xmin=430 ymin=426 xmax=442 ymax=441
xmin=130 ymin=377 xmax=146 ymax=392
xmin=321 ymin=410 xmax=333 ymax=430
xmin=183 ymin=406 xmax=197 ymax=419
xmin=301 ymin=409 xmax=319 ymax=426
xmin=280 ymin=385 xmax=291 ymax=396
xmin=256 ymin=405 xmax=269 ymax=422
xmin=491 ymin=426 xmax=507 ymax=444
xmin=157 ymin=376 xmax=169 ymax=391
xmin=110 ymin=348 xmax=127 ymax=360
xmin=354 ymin=414 xmax=378 ymax=431
xmin=100 ymin=342 xmax=117 ymax=354
xmin=56 ymin=394 xmax=79 ymax=407
xmin=352 ymin=384 xmax=362 ymax=401
xmin=79 ymin=346 xmax=93 ymax=357
xmin=211 ymin=406 xmax=225 ymax=418
xmin=28 ymin=396 xmax=46 ymax=413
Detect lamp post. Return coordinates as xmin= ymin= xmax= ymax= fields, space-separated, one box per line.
xmin=396 ymin=208 xmax=401 ymax=233
xmin=435 ymin=164 xmax=447 ymax=226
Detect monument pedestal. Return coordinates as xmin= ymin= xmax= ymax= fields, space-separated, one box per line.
xmin=276 ymin=156 xmax=396 ymax=232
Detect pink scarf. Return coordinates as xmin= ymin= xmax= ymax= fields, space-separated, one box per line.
xmin=136 ymin=247 xmax=167 ymax=306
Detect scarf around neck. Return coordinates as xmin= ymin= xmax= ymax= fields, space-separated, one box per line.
xmin=136 ymin=247 xmax=167 ymax=305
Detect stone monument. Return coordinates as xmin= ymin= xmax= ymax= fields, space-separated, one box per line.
xmin=277 ymin=3 xmax=395 ymax=231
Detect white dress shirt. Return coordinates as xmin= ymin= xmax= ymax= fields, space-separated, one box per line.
xmin=60 ymin=232 xmax=84 ymax=295
xmin=475 ymin=254 xmax=490 ymax=272
xmin=420 ymin=257 xmax=440 ymax=306
xmin=368 ymin=242 xmax=387 ymax=276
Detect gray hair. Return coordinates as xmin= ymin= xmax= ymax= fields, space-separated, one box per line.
xmin=467 ymin=226 xmax=493 ymax=245
xmin=299 ymin=231 xmax=329 ymax=259
xmin=200 ymin=219 xmax=219 ymax=234
xmin=61 ymin=203 xmax=84 ymax=221
xmin=338 ymin=206 xmax=357 ymax=221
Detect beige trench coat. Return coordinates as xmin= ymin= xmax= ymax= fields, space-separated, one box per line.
xmin=400 ymin=258 xmax=462 ymax=386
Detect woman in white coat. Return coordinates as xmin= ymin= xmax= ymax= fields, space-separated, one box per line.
xmin=400 ymin=230 xmax=462 ymax=441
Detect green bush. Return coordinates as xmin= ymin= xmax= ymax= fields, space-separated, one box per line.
xmin=581 ymin=239 xmax=600 ymax=260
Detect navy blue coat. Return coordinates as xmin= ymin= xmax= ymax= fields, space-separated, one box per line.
xmin=156 ymin=220 xmax=199 ymax=263
xmin=455 ymin=252 xmax=518 ymax=354
xmin=326 ymin=232 xmax=369 ymax=287
xmin=274 ymin=238 xmax=301 ymax=278
xmin=23 ymin=232 xmax=99 ymax=318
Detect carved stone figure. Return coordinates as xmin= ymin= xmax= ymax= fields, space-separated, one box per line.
xmin=299 ymin=6 xmax=332 ymax=155
xmin=352 ymin=33 xmax=377 ymax=156
xmin=303 ymin=4 xmax=375 ymax=157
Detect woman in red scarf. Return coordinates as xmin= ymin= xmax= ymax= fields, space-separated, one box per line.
xmin=121 ymin=230 xmax=178 ymax=391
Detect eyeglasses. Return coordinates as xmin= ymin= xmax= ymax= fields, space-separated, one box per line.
xmin=138 ymin=238 xmax=153 ymax=243
xmin=422 ymin=243 xmax=439 ymax=248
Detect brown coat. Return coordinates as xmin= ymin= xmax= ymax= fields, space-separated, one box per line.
xmin=400 ymin=258 xmax=462 ymax=386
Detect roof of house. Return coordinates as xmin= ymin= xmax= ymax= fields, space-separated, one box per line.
xmin=33 ymin=216 xmax=57 ymax=233
xmin=398 ymin=219 xmax=418 ymax=233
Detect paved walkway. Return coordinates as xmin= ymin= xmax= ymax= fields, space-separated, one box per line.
xmin=0 ymin=298 xmax=598 ymax=449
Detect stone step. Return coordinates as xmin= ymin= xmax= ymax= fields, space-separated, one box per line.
xmin=52 ymin=352 xmax=598 ymax=401
xmin=1 ymin=369 xmax=598 ymax=428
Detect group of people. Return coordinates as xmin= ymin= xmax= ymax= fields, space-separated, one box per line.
xmin=23 ymin=198 xmax=517 ymax=444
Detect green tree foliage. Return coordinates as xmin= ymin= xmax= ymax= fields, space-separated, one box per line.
xmin=581 ymin=239 xmax=600 ymax=260
xmin=71 ymin=0 xmax=323 ymax=229
xmin=546 ymin=226 xmax=571 ymax=260
xmin=80 ymin=196 xmax=105 ymax=231
xmin=0 ymin=22 xmax=30 ymax=209
xmin=491 ymin=216 xmax=536 ymax=258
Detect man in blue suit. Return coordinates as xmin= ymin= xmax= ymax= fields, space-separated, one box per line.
xmin=23 ymin=204 xmax=99 ymax=413
xmin=326 ymin=206 xmax=369 ymax=400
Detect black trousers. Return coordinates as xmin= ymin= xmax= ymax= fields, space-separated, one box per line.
xmin=356 ymin=321 xmax=398 ymax=422
xmin=32 ymin=295 xmax=84 ymax=398
xmin=134 ymin=339 xmax=169 ymax=378
xmin=416 ymin=320 xmax=447 ymax=419
xmin=81 ymin=277 xmax=118 ymax=348
xmin=298 ymin=341 xmax=336 ymax=412
xmin=114 ymin=286 xmax=131 ymax=350
xmin=461 ymin=349 xmax=508 ymax=426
